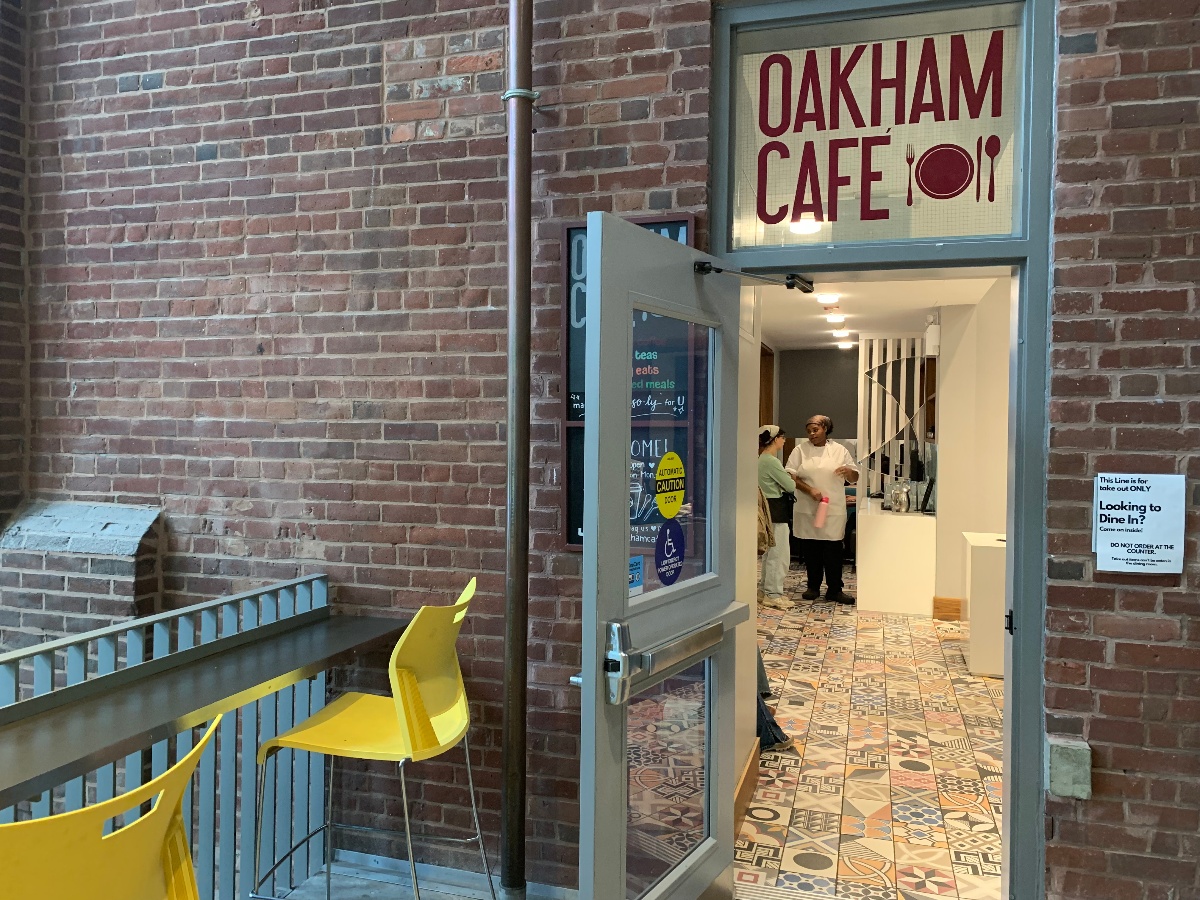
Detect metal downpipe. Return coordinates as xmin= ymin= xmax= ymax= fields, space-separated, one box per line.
xmin=501 ymin=0 xmax=534 ymax=896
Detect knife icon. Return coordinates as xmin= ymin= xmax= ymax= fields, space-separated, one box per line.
xmin=975 ymin=136 xmax=982 ymax=202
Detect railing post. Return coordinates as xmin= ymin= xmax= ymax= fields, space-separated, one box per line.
xmin=96 ymin=635 xmax=118 ymax=825
xmin=177 ymin=614 xmax=196 ymax=841
xmin=219 ymin=603 xmax=239 ymax=899
xmin=238 ymin=598 xmax=261 ymax=900
xmin=125 ymin=627 xmax=147 ymax=799
xmin=151 ymin=621 xmax=172 ymax=778
xmin=64 ymin=645 xmax=86 ymax=811
xmin=197 ymin=607 xmax=219 ymax=898
xmin=0 ymin=661 xmax=12 ymax=823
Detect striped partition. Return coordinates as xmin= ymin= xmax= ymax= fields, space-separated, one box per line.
xmin=857 ymin=335 xmax=932 ymax=497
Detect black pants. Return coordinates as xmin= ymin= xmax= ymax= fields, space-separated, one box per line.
xmin=800 ymin=538 xmax=844 ymax=594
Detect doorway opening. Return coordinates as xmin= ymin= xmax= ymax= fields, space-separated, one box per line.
xmin=741 ymin=266 xmax=1015 ymax=900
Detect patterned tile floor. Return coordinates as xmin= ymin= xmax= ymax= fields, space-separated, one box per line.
xmin=737 ymin=570 xmax=1005 ymax=900
xmin=626 ymin=666 xmax=708 ymax=897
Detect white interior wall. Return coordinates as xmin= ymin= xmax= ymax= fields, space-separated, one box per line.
xmin=735 ymin=285 xmax=761 ymax=773
xmin=974 ymin=280 xmax=1013 ymax=533
xmin=935 ymin=279 xmax=1012 ymax=599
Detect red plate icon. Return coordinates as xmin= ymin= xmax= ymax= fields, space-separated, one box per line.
xmin=915 ymin=143 xmax=974 ymax=200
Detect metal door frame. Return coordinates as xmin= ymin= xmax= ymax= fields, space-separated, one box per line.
xmin=712 ymin=2 xmax=1055 ymax=898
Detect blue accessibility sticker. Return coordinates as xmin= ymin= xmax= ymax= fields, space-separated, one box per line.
xmin=654 ymin=519 xmax=686 ymax=586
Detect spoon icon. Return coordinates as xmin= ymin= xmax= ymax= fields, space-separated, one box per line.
xmin=985 ymin=135 xmax=1001 ymax=202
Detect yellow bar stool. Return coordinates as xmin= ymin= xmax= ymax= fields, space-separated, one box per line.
xmin=0 ymin=716 xmax=220 ymax=900
xmin=250 ymin=578 xmax=495 ymax=900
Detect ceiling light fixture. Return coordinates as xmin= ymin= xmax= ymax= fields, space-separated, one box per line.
xmin=814 ymin=292 xmax=840 ymax=305
xmin=789 ymin=215 xmax=823 ymax=235
xmin=837 ymin=341 xmax=855 ymax=350
xmin=825 ymin=312 xmax=846 ymax=324
xmin=832 ymin=328 xmax=850 ymax=338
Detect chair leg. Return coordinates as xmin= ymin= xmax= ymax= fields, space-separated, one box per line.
xmin=253 ymin=755 xmax=269 ymax=896
xmin=398 ymin=760 xmax=422 ymax=900
xmin=463 ymin=734 xmax=497 ymax=900
xmin=326 ymin=757 xmax=335 ymax=900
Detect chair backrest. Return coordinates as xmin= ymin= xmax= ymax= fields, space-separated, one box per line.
xmin=0 ymin=716 xmax=220 ymax=900
xmin=388 ymin=578 xmax=476 ymax=760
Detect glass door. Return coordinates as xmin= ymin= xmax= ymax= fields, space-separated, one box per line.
xmin=579 ymin=213 xmax=748 ymax=900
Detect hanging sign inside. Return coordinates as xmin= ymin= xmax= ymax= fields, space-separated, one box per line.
xmin=732 ymin=24 xmax=1018 ymax=248
xmin=1093 ymin=474 xmax=1186 ymax=574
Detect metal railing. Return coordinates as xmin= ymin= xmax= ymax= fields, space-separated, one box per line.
xmin=0 ymin=574 xmax=331 ymax=899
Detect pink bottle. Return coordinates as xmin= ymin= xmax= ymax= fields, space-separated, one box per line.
xmin=813 ymin=495 xmax=829 ymax=529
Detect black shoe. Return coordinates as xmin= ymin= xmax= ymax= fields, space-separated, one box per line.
xmin=801 ymin=589 xmax=820 ymax=600
xmin=760 ymin=690 xmax=775 ymax=700
xmin=826 ymin=590 xmax=855 ymax=605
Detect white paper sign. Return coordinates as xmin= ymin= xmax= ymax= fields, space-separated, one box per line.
xmin=1094 ymin=474 xmax=1185 ymax=574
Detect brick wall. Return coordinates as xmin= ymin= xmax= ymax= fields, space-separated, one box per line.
xmin=0 ymin=500 xmax=162 ymax=653
xmin=0 ymin=538 xmax=158 ymax=656
xmin=1048 ymin=2 xmax=1200 ymax=898
xmin=0 ymin=0 xmax=26 ymax=521
xmin=28 ymin=0 xmax=1200 ymax=894
xmin=23 ymin=0 xmax=708 ymax=885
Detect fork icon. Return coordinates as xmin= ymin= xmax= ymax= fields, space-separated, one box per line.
xmin=906 ymin=144 xmax=916 ymax=207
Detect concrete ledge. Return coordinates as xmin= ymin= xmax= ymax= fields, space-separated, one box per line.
xmin=0 ymin=500 xmax=159 ymax=556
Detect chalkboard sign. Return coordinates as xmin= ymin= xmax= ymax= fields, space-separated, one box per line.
xmin=561 ymin=215 xmax=694 ymax=550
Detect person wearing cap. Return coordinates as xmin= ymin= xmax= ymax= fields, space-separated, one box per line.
xmin=786 ymin=414 xmax=859 ymax=604
xmin=758 ymin=425 xmax=794 ymax=609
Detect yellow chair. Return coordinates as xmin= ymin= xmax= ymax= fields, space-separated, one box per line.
xmin=251 ymin=578 xmax=494 ymax=900
xmin=0 ymin=716 xmax=220 ymax=900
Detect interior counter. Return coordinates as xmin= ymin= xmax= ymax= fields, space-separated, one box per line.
xmin=855 ymin=498 xmax=937 ymax=616
xmin=963 ymin=531 xmax=1007 ymax=677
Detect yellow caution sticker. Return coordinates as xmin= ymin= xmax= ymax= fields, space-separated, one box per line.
xmin=654 ymin=452 xmax=686 ymax=519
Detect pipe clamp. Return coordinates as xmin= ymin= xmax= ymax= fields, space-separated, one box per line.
xmin=501 ymin=88 xmax=540 ymax=102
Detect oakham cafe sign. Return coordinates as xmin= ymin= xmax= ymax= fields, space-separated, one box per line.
xmin=732 ymin=24 xmax=1018 ymax=248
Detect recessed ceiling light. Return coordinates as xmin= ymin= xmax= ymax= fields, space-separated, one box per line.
xmin=837 ymin=341 xmax=855 ymax=350
xmin=832 ymin=328 xmax=850 ymax=338
xmin=789 ymin=215 xmax=823 ymax=235
xmin=814 ymin=292 xmax=840 ymax=305
xmin=826 ymin=312 xmax=846 ymax=324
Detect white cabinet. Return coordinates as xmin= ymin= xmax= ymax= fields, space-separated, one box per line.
xmin=856 ymin=499 xmax=937 ymax=616
xmin=962 ymin=532 xmax=1006 ymax=677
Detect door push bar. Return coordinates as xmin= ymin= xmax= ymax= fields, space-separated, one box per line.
xmin=602 ymin=620 xmax=724 ymax=705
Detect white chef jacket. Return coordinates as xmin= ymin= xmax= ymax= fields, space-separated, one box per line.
xmin=785 ymin=440 xmax=859 ymax=541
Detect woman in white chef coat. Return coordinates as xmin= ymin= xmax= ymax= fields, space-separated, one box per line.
xmin=785 ymin=414 xmax=859 ymax=604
